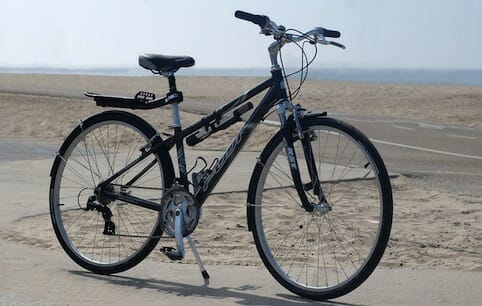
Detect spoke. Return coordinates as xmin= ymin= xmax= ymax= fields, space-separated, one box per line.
xmin=271 ymin=159 xmax=297 ymax=185
xmin=59 ymin=185 xmax=94 ymax=190
xmin=67 ymin=155 xmax=102 ymax=180
xmin=328 ymin=156 xmax=369 ymax=201
xmin=317 ymin=130 xmax=330 ymax=179
xmin=119 ymin=129 xmax=142 ymax=183
xmin=117 ymin=204 xmax=146 ymax=239
xmin=286 ymin=214 xmax=310 ymax=277
xmin=264 ymin=159 xmax=303 ymax=208
xmin=327 ymin=134 xmax=351 ymax=198
xmin=116 ymin=206 xmax=140 ymax=252
xmin=90 ymin=212 xmax=101 ymax=261
xmin=111 ymin=124 xmax=121 ymax=176
xmin=325 ymin=216 xmax=358 ymax=269
xmin=313 ymin=214 xmax=329 ymax=287
xmin=332 ymin=178 xmax=373 ymax=205
xmin=324 ymin=215 xmax=364 ymax=267
xmin=58 ymin=155 xmax=95 ymax=188
xmin=247 ymin=203 xmax=298 ymax=209
xmin=119 ymin=210 xmax=137 ymax=261
xmin=74 ymin=144 xmax=102 ymax=182
xmin=73 ymin=211 xmax=99 ymax=253
xmin=265 ymin=212 xmax=308 ymax=257
xmin=317 ymin=217 xmax=350 ymax=281
xmin=91 ymin=127 xmax=115 ymax=176
xmin=88 ymin=129 xmax=102 ymax=181
xmin=124 ymin=203 xmax=157 ymax=235
xmin=81 ymin=128 xmax=99 ymax=188
xmin=64 ymin=209 xmax=90 ymax=235
xmin=60 ymin=173 xmax=91 ymax=190
xmin=59 ymin=194 xmax=87 ymax=201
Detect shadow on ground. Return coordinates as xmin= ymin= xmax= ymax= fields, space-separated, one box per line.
xmin=70 ymin=270 xmax=360 ymax=306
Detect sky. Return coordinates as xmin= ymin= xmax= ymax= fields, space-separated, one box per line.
xmin=0 ymin=0 xmax=481 ymax=70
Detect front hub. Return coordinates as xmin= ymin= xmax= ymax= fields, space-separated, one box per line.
xmin=311 ymin=202 xmax=332 ymax=215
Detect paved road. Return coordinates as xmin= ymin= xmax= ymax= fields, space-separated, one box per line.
xmin=183 ymin=98 xmax=482 ymax=197
xmin=334 ymin=114 xmax=482 ymax=196
xmin=1 ymin=238 xmax=481 ymax=305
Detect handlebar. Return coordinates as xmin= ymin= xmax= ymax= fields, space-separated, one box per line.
xmin=234 ymin=10 xmax=345 ymax=49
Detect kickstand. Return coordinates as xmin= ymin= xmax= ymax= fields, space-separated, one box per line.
xmin=186 ymin=236 xmax=210 ymax=285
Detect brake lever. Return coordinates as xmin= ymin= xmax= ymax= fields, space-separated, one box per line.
xmin=329 ymin=41 xmax=346 ymax=49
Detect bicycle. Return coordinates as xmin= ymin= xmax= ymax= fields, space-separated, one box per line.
xmin=49 ymin=10 xmax=393 ymax=301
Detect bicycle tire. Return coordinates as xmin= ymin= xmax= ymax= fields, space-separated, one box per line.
xmin=50 ymin=110 xmax=174 ymax=274
xmin=247 ymin=116 xmax=392 ymax=300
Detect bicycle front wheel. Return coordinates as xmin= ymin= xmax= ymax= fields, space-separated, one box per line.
xmin=248 ymin=117 xmax=392 ymax=300
xmin=50 ymin=111 xmax=173 ymax=274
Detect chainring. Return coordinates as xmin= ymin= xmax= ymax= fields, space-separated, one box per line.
xmin=160 ymin=186 xmax=200 ymax=237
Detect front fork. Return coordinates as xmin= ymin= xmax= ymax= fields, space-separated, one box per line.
xmin=276 ymin=101 xmax=325 ymax=212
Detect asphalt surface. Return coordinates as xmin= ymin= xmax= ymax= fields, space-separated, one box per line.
xmin=183 ymin=98 xmax=482 ymax=197
xmin=334 ymin=114 xmax=482 ymax=197
xmin=1 ymin=238 xmax=481 ymax=305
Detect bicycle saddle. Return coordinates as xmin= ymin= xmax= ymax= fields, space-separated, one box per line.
xmin=138 ymin=54 xmax=195 ymax=72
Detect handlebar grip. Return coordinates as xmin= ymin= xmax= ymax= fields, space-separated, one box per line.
xmin=235 ymin=10 xmax=268 ymax=27
xmin=323 ymin=28 xmax=341 ymax=38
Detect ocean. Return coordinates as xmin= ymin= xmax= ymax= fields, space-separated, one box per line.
xmin=1 ymin=67 xmax=481 ymax=86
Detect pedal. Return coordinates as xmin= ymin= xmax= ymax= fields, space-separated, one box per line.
xmin=160 ymin=247 xmax=184 ymax=261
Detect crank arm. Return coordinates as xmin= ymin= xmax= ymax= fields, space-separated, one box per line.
xmin=161 ymin=208 xmax=185 ymax=260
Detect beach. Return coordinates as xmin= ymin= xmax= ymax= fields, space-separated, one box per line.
xmin=0 ymin=73 xmax=481 ymax=304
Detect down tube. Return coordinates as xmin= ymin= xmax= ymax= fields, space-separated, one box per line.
xmin=195 ymin=87 xmax=277 ymax=205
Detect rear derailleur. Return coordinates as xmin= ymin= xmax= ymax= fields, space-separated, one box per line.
xmin=85 ymin=195 xmax=116 ymax=235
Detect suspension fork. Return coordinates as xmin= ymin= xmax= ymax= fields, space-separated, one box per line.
xmin=276 ymin=101 xmax=314 ymax=212
xmin=301 ymin=135 xmax=326 ymax=202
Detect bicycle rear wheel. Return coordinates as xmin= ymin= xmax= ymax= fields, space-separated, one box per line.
xmin=50 ymin=111 xmax=173 ymax=274
xmin=248 ymin=117 xmax=392 ymax=300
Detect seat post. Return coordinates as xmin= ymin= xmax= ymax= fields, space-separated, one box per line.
xmin=167 ymin=72 xmax=178 ymax=93
xmin=165 ymin=71 xmax=182 ymax=128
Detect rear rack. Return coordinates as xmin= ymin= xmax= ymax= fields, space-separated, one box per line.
xmin=85 ymin=91 xmax=169 ymax=110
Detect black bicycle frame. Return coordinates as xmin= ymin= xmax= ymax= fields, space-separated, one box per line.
xmin=100 ymin=68 xmax=313 ymax=211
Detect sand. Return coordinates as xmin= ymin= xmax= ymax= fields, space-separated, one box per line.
xmin=1 ymin=175 xmax=481 ymax=271
xmin=0 ymin=74 xmax=481 ymax=274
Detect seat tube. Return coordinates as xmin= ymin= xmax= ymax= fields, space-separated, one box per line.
xmin=171 ymin=102 xmax=188 ymax=187
xmin=166 ymin=72 xmax=188 ymax=187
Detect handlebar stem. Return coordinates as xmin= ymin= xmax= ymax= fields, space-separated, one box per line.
xmin=268 ymin=40 xmax=283 ymax=70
